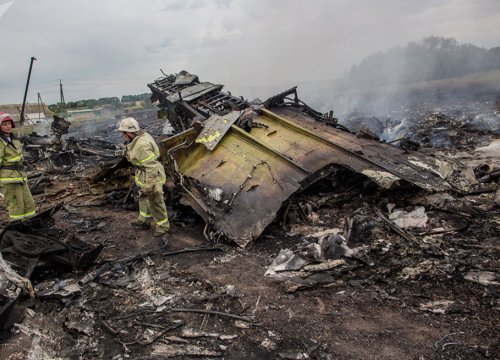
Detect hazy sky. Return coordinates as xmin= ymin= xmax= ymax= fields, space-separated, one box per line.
xmin=0 ymin=0 xmax=499 ymax=105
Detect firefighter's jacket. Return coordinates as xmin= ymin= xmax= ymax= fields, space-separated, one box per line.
xmin=0 ymin=134 xmax=28 ymax=184
xmin=125 ymin=132 xmax=166 ymax=190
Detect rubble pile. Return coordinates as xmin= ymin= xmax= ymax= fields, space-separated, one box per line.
xmin=344 ymin=100 xmax=500 ymax=151
xmin=264 ymin=171 xmax=498 ymax=295
xmin=0 ymin=76 xmax=498 ymax=358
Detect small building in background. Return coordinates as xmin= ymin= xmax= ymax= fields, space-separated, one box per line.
xmin=25 ymin=112 xmax=49 ymax=125
xmin=67 ymin=108 xmax=97 ymax=121
xmin=0 ymin=103 xmax=53 ymax=124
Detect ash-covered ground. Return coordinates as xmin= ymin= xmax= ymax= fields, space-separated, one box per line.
xmin=0 ymin=97 xmax=498 ymax=360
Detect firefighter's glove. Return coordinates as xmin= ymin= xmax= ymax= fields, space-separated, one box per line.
xmin=114 ymin=144 xmax=127 ymax=157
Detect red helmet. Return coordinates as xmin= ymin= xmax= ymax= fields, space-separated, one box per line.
xmin=0 ymin=112 xmax=15 ymax=128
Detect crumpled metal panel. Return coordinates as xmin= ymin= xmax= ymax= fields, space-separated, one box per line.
xmin=166 ymin=83 xmax=223 ymax=103
xmin=195 ymin=111 xmax=241 ymax=151
xmin=174 ymin=72 xmax=198 ymax=85
xmin=255 ymin=108 xmax=452 ymax=192
xmin=160 ymin=106 xmax=452 ymax=247
xmin=161 ymin=125 xmax=307 ymax=247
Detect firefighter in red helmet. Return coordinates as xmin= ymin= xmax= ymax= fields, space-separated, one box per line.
xmin=0 ymin=112 xmax=35 ymax=222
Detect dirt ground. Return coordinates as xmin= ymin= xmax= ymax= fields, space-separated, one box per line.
xmin=0 ymin=107 xmax=499 ymax=360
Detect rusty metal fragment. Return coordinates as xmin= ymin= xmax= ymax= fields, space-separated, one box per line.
xmin=152 ymin=71 xmax=455 ymax=247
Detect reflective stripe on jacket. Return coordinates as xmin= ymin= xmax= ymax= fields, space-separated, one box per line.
xmin=0 ymin=136 xmax=27 ymax=184
xmin=125 ymin=132 xmax=166 ymax=189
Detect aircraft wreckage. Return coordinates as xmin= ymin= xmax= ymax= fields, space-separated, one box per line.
xmin=148 ymin=71 xmax=456 ymax=247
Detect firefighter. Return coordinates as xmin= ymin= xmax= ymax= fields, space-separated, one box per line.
xmin=118 ymin=117 xmax=170 ymax=243
xmin=0 ymin=112 xmax=36 ymax=222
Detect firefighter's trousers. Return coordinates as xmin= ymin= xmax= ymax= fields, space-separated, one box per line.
xmin=0 ymin=182 xmax=35 ymax=221
xmin=137 ymin=184 xmax=170 ymax=234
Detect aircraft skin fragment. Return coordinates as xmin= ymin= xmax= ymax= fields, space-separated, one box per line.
xmin=160 ymin=107 xmax=453 ymax=246
xmin=153 ymin=72 xmax=454 ymax=246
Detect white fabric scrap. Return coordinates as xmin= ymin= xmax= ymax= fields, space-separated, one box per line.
xmin=389 ymin=206 xmax=428 ymax=229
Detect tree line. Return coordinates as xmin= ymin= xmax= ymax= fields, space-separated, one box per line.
xmin=48 ymin=93 xmax=152 ymax=113
xmin=344 ymin=36 xmax=500 ymax=88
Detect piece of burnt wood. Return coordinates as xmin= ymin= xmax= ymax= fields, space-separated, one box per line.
xmin=170 ymin=307 xmax=253 ymax=322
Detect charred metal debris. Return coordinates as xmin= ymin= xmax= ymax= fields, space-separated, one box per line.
xmin=1 ymin=116 xmax=125 ymax=330
xmin=0 ymin=71 xmax=497 ymax=358
xmin=21 ymin=113 xmax=128 ymax=198
xmin=0 ymin=204 xmax=102 ymax=330
xmin=149 ymin=71 xmax=466 ymax=247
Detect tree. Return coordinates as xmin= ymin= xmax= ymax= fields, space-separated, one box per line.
xmin=345 ymin=36 xmax=500 ymax=86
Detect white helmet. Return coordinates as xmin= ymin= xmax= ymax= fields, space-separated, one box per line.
xmin=118 ymin=117 xmax=140 ymax=132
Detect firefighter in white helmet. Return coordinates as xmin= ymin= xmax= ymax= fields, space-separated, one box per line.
xmin=0 ymin=112 xmax=36 ymax=222
xmin=118 ymin=117 xmax=170 ymax=243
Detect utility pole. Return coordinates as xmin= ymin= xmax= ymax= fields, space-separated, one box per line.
xmin=20 ymin=56 xmax=36 ymax=126
xmin=59 ymin=79 xmax=67 ymax=115
xmin=37 ymin=92 xmax=44 ymax=122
